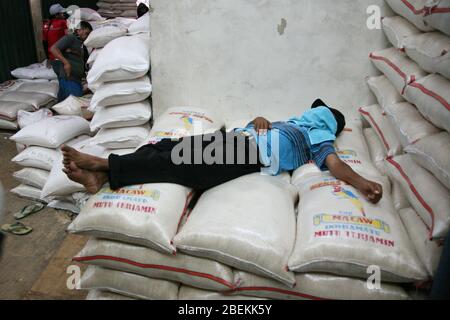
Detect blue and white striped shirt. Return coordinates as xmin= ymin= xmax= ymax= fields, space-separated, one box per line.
xmin=236 ymin=121 xmax=336 ymax=175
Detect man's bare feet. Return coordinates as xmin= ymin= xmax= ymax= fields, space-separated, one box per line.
xmin=62 ymin=161 xmax=108 ymax=194
xmin=61 ymin=145 xmax=109 ymax=171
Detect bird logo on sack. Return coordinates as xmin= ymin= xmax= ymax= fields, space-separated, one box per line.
xmin=336 ymin=149 xmax=362 ymax=165
xmin=99 ymin=185 xmax=161 ymax=201
xmin=332 ymin=185 xmax=366 ymax=216
xmin=181 ymin=115 xmax=194 ymax=131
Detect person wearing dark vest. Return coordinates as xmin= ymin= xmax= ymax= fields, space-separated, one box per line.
xmin=43 ymin=4 xmax=68 ymax=62
xmin=60 ymin=99 xmax=383 ymax=204
xmin=50 ymin=21 xmax=92 ymax=102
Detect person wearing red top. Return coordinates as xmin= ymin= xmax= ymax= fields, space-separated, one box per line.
xmin=43 ymin=4 xmax=68 ymax=61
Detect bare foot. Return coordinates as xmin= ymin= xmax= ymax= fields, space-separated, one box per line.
xmin=62 ymin=161 xmax=108 ymax=194
xmin=61 ymin=144 xmax=109 ymax=171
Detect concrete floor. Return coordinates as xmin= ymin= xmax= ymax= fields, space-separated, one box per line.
xmin=0 ymin=131 xmax=74 ymax=300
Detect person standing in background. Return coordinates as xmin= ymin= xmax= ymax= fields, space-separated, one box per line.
xmin=43 ymin=4 xmax=68 ymax=62
xmin=137 ymin=2 xmax=150 ymax=18
xmin=50 ymin=21 xmax=92 ymax=102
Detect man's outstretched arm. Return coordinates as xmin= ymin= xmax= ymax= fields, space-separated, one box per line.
xmin=325 ymin=153 xmax=383 ymax=204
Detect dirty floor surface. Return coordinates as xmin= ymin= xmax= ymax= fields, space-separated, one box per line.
xmin=0 ymin=131 xmax=85 ymax=300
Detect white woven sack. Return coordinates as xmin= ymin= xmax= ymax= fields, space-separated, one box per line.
xmin=128 ymin=13 xmax=150 ymax=35
xmin=47 ymin=198 xmax=80 ymax=214
xmin=0 ymin=101 xmax=34 ymax=121
xmin=15 ymin=81 xmax=59 ymax=99
xmin=174 ymin=173 xmax=297 ymax=287
xmin=68 ymin=183 xmax=193 ymax=254
xmin=90 ymin=101 xmax=151 ymax=131
xmin=89 ymin=123 xmax=150 ymax=149
xmin=384 ymin=102 xmax=441 ymax=147
xmin=11 ymin=62 xmax=57 ymax=80
xmin=366 ymin=75 xmax=405 ymax=111
xmin=0 ymin=79 xmax=23 ymax=96
xmin=87 ymin=48 xmax=102 ymax=68
xmin=147 ymin=107 xmax=224 ymax=144
xmin=370 ymin=47 xmax=427 ymax=94
xmin=363 ymin=128 xmax=387 ymax=175
xmin=41 ymin=141 xmax=106 ymax=198
xmin=84 ymin=25 xmax=128 ymax=48
xmin=0 ymin=91 xmax=54 ymax=110
xmin=87 ymin=34 xmax=150 ymax=87
xmin=69 ymin=7 xmax=103 ymax=21
xmin=404 ymin=132 xmax=450 ymax=189
xmin=52 ymin=95 xmax=91 ymax=116
xmin=13 ymin=168 xmax=49 ymax=189
xmin=17 ymin=108 xmax=53 ymax=129
xmin=424 ymin=0 xmax=450 ymax=35
xmin=288 ymin=165 xmax=427 ymax=283
xmin=89 ymin=76 xmax=152 ymax=111
xmin=392 ymin=180 xmax=410 ymax=211
xmin=178 ymin=286 xmax=266 ymax=300
xmin=86 ymin=290 xmax=135 ymax=300
xmin=399 ymin=207 xmax=444 ymax=277
xmin=404 ymin=32 xmax=450 ymax=79
xmin=359 ymin=104 xmax=403 ymax=157
xmin=404 ymin=74 xmax=450 ymax=132
xmin=81 ymin=266 xmax=179 ymax=300
xmin=385 ymin=154 xmax=450 ymax=239
xmin=334 ymin=121 xmax=381 ymax=177
xmin=73 ymin=238 xmax=236 ymax=292
xmin=386 ymin=0 xmax=434 ymax=31
xmin=11 ymin=184 xmax=50 ymax=203
xmin=382 ymin=16 xmax=422 ymax=49
xmin=10 ymin=116 xmax=90 ymax=148
xmin=113 ymin=17 xmax=137 ymax=27
xmin=232 ymin=271 xmax=409 ymax=300
xmin=0 ymin=119 xmax=18 ymax=130
xmin=121 ymin=10 xmax=137 ymax=18
xmin=11 ymin=146 xmax=58 ymax=170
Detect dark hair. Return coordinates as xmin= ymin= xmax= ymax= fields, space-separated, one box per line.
xmin=311 ymin=98 xmax=346 ymax=136
xmin=79 ymin=21 xmax=93 ymax=32
xmin=137 ymin=3 xmax=149 ymax=18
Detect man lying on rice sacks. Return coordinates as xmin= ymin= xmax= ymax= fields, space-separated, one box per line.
xmin=61 ymin=99 xmax=382 ymax=203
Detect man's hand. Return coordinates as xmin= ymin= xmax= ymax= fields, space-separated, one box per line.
xmin=326 ymin=154 xmax=383 ymax=204
xmin=357 ymin=179 xmax=383 ymax=204
xmin=63 ymin=62 xmax=72 ymax=77
xmin=251 ymin=117 xmax=272 ymax=135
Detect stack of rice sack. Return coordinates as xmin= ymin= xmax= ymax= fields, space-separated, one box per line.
xmin=85 ymin=16 xmax=152 ymax=159
xmin=360 ymin=0 xmax=450 ymax=282
xmin=0 ymin=73 xmax=58 ymax=131
xmin=9 ymin=115 xmax=91 ymax=206
xmin=71 ymin=114 xmax=416 ymax=300
xmin=97 ymin=0 xmax=139 ymax=19
xmin=68 ymin=107 xmax=232 ymax=300
xmin=218 ymin=123 xmax=420 ymax=300
xmin=21 ymin=15 xmax=153 ymax=214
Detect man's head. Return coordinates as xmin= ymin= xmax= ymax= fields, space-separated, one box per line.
xmin=137 ymin=3 xmax=150 ymax=18
xmin=311 ymin=98 xmax=346 ymax=136
xmin=49 ymin=3 xmax=66 ymax=19
xmin=75 ymin=21 xmax=93 ymax=41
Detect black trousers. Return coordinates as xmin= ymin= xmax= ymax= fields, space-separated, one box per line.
xmin=108 ymin=130 xmax=263 ymax=190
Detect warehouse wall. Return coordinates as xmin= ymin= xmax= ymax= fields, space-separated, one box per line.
xmin=0 ymin=0 xmax=37 ymax=83
xmin=150 ymin=0 xmax=394 ymax=123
